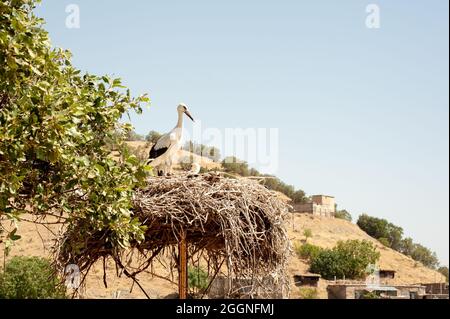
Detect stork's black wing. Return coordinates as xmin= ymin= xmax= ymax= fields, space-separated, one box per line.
xmin=148 ymin=144 xmax=168 ymax=160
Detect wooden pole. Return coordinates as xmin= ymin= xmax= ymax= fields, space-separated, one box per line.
xmin=178 ymin=230 xmax=188 ymax=299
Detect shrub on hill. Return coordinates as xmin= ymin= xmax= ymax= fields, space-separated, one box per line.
xmin=0 ymin=256 xmax=66 ymax=299
xmin=188 ymin=266 xmax=209 ymax=294
xmin=334 ymin=210 xmax=352 ymax=222
xmin=145 ymin=130 xmax=162 ymax=144
xmin=360 ymin=291 xmax=381 ymax=299
xmin=298 ymin=287 xmax=318 ymax=299
xmin=309 ymin=240 xmax=380 ymax=280
xmin=295 ymin=243 xmax=322 ymax=261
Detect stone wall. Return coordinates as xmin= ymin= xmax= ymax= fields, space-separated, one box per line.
xmin=327 ymin=284 xmax=426 ymax=299
xmin=291 ymin=202 xmax=335 ymax=218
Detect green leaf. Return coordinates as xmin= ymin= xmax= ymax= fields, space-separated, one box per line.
xmin=36 ymin=148 xmax=46 ymax=161
xmin=9 ymin=228 xmax=21 ymax=241
xmin=94 ymin=164 xmax=105 ymax=175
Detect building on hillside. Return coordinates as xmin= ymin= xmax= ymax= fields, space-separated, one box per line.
xmin=293 ymin=273 xmax=321 ymax=288
xmin=379 ymin=269 xmax=396 ymax=280
xmin=292 ymin=195 xmax=336 ymax=218
xmin=327 ymin=283 xmax=426 ymax=299
xmin=421 ymin=283 xmax=449 ymax=299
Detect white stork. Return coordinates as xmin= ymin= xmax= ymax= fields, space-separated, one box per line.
xmin=148 ymin=103 xmax=195 ymax=176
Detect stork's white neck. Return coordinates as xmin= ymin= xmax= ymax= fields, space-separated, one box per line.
xmin=176 ymin=110 xmax=184 ymax=129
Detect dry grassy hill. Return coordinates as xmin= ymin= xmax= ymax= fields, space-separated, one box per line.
xmin=1 ymin=143 xmax=445 ymax=299
xmin=1 ymin=212 xmax=445 ymax=299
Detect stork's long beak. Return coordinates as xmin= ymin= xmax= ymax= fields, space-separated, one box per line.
xmin=184 ymin=110 xmax=195 ymax=122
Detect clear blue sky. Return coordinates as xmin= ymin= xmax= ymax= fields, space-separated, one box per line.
xmin=36 ymin=1 xmax=449 ymax=265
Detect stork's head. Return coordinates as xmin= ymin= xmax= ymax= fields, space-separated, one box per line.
xmin=177 ymin=103 xmax=194 ymax=122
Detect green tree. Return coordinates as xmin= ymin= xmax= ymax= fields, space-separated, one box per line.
xmin=378 ymin=237 xmax=390 ymax=247
xmin=357 ymin=214 xmax=403 ymax=250
xmin=261 ymin=175 xmax=294 ymax=197
xmin=220 ymin=156 xmax=307 ymax=203
xmin=184 ymin=141 xmax=221 ymax=162
xmin=125 ymin=130 xmax=144 ymax=141
xmin=260 ymin=175 xmax=307 ymax=204
xmin=399 ymin=237 xmax=439 ymax=269
xmin=438 ymin=266 xmax=449 ymax=282
xmin=385 ymin=223 xmax=403 ymax=251
xmin=145 ymin=130 xmax=162 ymax=144
xmin=408 ymin=243 xmax=439 ymax=269
xmin=0 ymin=256 xmax=66 ymax=299
xmin=222 ymin=156 xmax=250 ymax=176
xmin=309 ymin=249 xmax=344 ymax=280
xmin=334 ymin=210 xmax=352 ymax=222
xmin=206 ymin=146 xmax=221 ymax=163
xmin=248 ymin=168 xmax=260 ymax=177
xmin=399 ymin=237 xmax=415 ymax=256
xmin=333 ymin=240 xmax=381 ymax=279
xmin=188 ymin=266 xmax=209 ymax=294
xmin=310 ymin=240 xmax=380 ymax=280
xmin=291 ymin=190 xmax=308 ymax=204
xmin=0 ymin=0 xmax=149 ymax=252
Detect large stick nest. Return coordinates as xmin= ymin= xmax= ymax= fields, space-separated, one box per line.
xmin=55 ymin=173 xmax=291 ymax=298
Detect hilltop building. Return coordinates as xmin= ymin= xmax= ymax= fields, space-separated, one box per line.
xmin=292 ymin=195 xmax=336 ymax=218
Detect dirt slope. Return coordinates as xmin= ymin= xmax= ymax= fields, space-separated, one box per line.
xmin=1 ymin=213 xmax=444 ymax=299
xmin=1 ymin=143 xmax=444 ymax=298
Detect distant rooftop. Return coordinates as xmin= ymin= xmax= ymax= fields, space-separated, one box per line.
xmin=312 ymin=194 xmax=335 ymax=198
